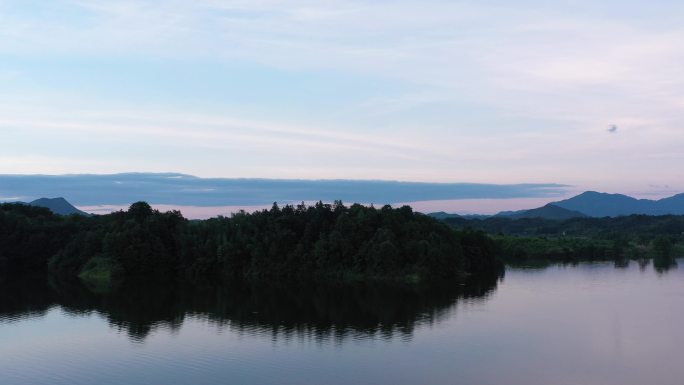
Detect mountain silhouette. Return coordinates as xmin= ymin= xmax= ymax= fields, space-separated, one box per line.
xmin=551 ymin=191 xmax=684 ymax=217
xmin=500 ymin=204 xmax=587 ymax=220
xmin=29 ymin=197 xmax=90 ymax=216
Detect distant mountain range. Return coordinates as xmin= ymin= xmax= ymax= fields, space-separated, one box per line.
xmin=498 ymin=204 xmax=587 ymax=220
xmin=23 ymin=197 xmax=90 ymax=216
xmin=552 ymin=191 xmax=684 ymax=217
xmin=429 ymin=191 xmax=684 ymax=220
xmin=426 ymin=212 xmax=490 ymax=220
xmin=11 ymin=190 xmax=684 ymax=220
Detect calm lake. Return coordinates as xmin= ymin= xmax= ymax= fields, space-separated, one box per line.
xmin=1 ymin=259 xmax=682 ymax=385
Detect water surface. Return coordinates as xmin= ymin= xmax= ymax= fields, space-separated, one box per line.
xmin=1 ymin=260 xmax=682 ymax=385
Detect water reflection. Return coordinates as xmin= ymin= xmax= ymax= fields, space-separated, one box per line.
xmin=508 ymin=257 xmax=679 ymax=275
xmin=5 ymin=260 xmax=684 ymax=385
xmin=614 ymin=258 xmax=630 ymax=269
xmin=653 ymin=255 xmax=678 ymax=274
xmin=0 ymin=272 xmax=503 ymax=343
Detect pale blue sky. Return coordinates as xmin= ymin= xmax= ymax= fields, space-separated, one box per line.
xmin=2 ymin=0 xmax=684 ymax=197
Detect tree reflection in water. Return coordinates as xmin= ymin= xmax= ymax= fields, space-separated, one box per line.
xmin=0 ymin=272 xmax=504 ymax=343
xmin=653 ymin=255 xmax=678 ymax=274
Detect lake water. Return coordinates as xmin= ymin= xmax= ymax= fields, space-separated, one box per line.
xmin=1 ymin=259 xmax=682 ymax=385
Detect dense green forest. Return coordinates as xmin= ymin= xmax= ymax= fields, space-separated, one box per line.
xmin=441 ymin=215 xmax=684 ymax=263
xmin=0 ymin=201 xmax=501 ymax=284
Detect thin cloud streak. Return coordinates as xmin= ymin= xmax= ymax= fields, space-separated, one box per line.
xmin=0 ymin=173 xmax=568 ymax=206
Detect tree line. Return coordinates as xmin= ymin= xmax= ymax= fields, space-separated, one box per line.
xmin=0 ymin=201 xmax=502 ymax=282
xmin=442 ymin=215 xmax=683 ymax=263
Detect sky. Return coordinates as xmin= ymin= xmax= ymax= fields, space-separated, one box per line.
xmin=2 ymin=0 xmax=684 ymax=206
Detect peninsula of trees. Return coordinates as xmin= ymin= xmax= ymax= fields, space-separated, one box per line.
xmin=0 ymin=201 xmax=501 ymax=284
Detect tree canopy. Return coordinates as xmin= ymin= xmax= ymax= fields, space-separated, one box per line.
xmin=0 ymin=201 xmax=501 ymax=282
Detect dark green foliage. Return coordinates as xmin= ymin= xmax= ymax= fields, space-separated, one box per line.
xmin=653 ymin=236 xmax=674 ymax=259
xmin=49 ymin=203 xmax=187 ymax=277
xmin=0 ymin=204 xmax=76 ymax=272
xmin=441 ymin=215 xmax=684 ymax=263
xmin=0 ymin=201 xmax=501 ymax=281
xmin=443 ymin=215 xmax=684 ymax=241
xmin=652 ymin=236 xmax=678 ymax=273
xmin=497 ymin=236 xmax=621 ymax=262
xmin=181 ymin=202 xmax=499 ymax=280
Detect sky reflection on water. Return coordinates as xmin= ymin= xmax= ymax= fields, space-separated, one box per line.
xmin=1 ymin=260 xmax=683 ymax=385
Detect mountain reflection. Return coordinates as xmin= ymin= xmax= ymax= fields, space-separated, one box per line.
xmin=0 ymin=272 xmax=503 ymax=343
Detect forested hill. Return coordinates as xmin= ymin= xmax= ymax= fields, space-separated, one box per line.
xmin=0 ymin=201 xmax=501 ymax=282
xmin=440 ymin=214 xmax=684 ymax=262
xmin=441 ymin=214 xmax=684 ymax=240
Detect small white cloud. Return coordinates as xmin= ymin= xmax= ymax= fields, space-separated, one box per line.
xmin=0 ymin=196 xmax=24 ymax=201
